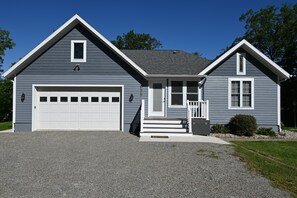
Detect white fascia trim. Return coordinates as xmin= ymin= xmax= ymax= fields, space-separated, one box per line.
xmin=236 ymin=52 xmax=246 ymax=75
xmin=12 ymin=76 xmax=16 ymax=132
xmin=31 ymin=84 xmax=125 ymax=132
xmin=3 ymin=14 xmax=148 ymax=78
xmin=75 ymin=15 xmax=148 ymax=77
xmin=3 ymin=15 xmax=80 ymax=78
xmin=148 ymin=75 xmax=207 ymax=78
xmin=71 ymin=40 xmax=87 ymax=62
xmin=198 ymin=39 xmax=290 ymax=79
xmin=228 ymin=78 xmax=254 ymax=110
xmin=277 ymin=76 xmax=281 ymax=131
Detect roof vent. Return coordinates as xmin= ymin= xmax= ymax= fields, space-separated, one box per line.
xmin=173 ymin=50 xmax=178 ymax=54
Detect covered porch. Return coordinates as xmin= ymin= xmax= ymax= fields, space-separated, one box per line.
xmin=140 ymin=99 xmax=209 ymax=135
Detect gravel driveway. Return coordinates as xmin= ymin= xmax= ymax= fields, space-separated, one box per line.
xmin=0 ymin=131 xmax=290 ymax=197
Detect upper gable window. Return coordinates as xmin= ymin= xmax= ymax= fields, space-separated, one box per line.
xmin=236 ymin=53 xmax=246 ymax=75
xmin=71 ymin=40 xmax=86 ymax=62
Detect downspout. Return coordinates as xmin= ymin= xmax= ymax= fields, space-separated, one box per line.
xmin=278 ymin=76 xmax=289 ymax=132
xmin=12 ymin=76 xmax=16 ymax=132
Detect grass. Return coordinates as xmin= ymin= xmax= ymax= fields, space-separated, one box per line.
xmin=196 ymin=149 xmax=219 ymax=159
xmin=232 ymin=141 xmax=297 ymax=197
xmin=0 ymin=121 xmax=12 ymax=131
xmin=284 ymin=127 xmax=297 ymax=132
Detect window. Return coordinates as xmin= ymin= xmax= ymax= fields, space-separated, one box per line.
xmin=112 ymin=97 xmax=119 ymax=102
xmin=71 ymin=97 xmax=78 ymax=102
xmin=229 ymin=78 xmax=254 ymax=109
xmin=50 ymin=97 xmax=57 ymax=102
xmin=236 ymin=53 xmax=246 ymax=75
xmin=81 ymin=97 xmax=88 ymax=102
xmin=187 ymin=81 xmax=198 ymax=101
xmin=71 ymin=40 xmax=86 ymax=62
xmin=40 ymin=97 xmax=47 ymax=102
xmin=102 ymin=97 xmax=109 ymax=102
xmin=171 ymin=81 xmax=183 ymax=106
xmin=169 ymin=80 xmax=201 ymax=107
xmin=60 ymin=97 xmax=68 ymax=102
xmin=91 ymin=97 xmax=99 ymax=102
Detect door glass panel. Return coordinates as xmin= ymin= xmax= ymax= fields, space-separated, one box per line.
xmin=81 ymin=97 xmax=88 ymax=102
xmin=40 ymin=97 xmax=47 ymax=102
xmin=71 ymin=97 xmax=78 ymax=102
xmin=91 ymin=97 xmax=99 ymax=102
xmin=102 ymin=97 xmax=109 ymax=102
xmin=60 ymin=97 xmax=68 ymax=102
xmin=50 ymin=97 xmax=57 ymax=102
xmin=112 ymin=97 xmax=119 ymax=102
xmin=153 ymin=83 xmax=162 ymax=112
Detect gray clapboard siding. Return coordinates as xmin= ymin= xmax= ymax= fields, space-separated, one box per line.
xmin=15 ymin=25 xmax=146 ymax=132
xmin=204 ymin=49 xmax=279 ymax=131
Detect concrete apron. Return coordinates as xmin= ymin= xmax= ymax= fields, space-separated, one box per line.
xmin=140 ymin=133 xmax=230 ymax=145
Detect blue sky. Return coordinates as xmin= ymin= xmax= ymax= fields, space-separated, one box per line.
xmin=1 ymin=0 xmax=296 ymax=72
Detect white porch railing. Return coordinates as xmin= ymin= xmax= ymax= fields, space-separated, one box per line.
xmin=140 ymin=99 xmax=145 ymax=132
xmin=186 ymin=100 xmax=192 ymax=133
xmin=188 ymin=100 xmax=209 ymax=120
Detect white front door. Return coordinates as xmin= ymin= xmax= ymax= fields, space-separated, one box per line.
xmin=149 ymin=81 xmax=165 ymax=117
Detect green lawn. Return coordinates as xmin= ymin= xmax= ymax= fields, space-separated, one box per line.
xmin=284 ymin=127 xmax=297 ymax=132
xmin=232 ymin=141 xmax=297 ymax=197
xmin=0 ymin=121 xmax=12 ymax=131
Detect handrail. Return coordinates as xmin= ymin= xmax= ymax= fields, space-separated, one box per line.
xmin=186 ymin=100 xmax=192 ymax=133
xmin=188 ymin=101 xmax=209 ymax=120
xmin=140 ymin=99 xmax=145 ymax=132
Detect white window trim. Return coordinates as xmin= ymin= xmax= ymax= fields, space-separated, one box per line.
xmin=71 ymin=40 xmax=87 ymax=62
xmin=228 ymin=78 xmax=254 ymax=110
xmin=168 ymin=80 xmax=186 ymax=108
xmin=168 ymin=80 xmax=200 ymax=108
xmin=236 ymin=52 xmax=246 ymax=75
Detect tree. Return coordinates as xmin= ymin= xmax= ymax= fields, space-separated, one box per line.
xmin=111 ymin=30 xmax=162 ymax=50
xmin=0 ymin=79 xmax=12 ymax=121
xmin=0 ymin=29 xmax=15 ymax=74
xmin=231 ymin=4 xmax=297 ymax=126
xmin=0 ymin=28 xmax=15 ymax=121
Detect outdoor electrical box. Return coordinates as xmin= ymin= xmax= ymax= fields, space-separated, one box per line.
xmin=192 ymin=118 xmax=210 ymax=136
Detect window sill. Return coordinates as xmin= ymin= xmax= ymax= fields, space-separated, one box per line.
xmin=71 ymin=59 xmax=86 ymax=63
xmin=169 ymin=105 xmax=186 ymax=108
xmin=228 ymin=107 xmax=254 ymax=110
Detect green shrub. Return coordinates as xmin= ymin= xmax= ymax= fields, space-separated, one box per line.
xmin=210 ymin=124 xmax=229 ymax=133
xmin=257 ymin=127 xmax=276 ymax=136
xmin=281 ymin=122 xmax=285 ymax=129
xmin=228 ymin=114 xmax=257 ymax=136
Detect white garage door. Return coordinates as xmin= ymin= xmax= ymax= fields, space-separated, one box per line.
xmin=35 ymin=88 xmax=121 ymax=131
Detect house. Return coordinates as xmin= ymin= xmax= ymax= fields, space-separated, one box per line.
xmin=3 ymin=15 xmax=290 ymax=136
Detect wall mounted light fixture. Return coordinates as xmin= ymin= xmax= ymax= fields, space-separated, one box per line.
xmin=21 ymin=93 xmax=25 ymax=102
xmin=73 ymin=64 xmax=80 ymax=71
xmin=129 ymin=94 xmax=134 ymax=102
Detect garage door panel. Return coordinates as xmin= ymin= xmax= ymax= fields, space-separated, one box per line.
xmin=36 ymin=89 xmax=121 ymax=131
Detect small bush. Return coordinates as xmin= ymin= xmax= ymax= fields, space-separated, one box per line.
xmin=281 ymin=122 xmax=285 ymax=129
xmin=211 ymin=124 xmax=229 ymax=133
xmin=228 ymin=114 xmax=257 ymax=136
xmin=257 ymin=127 xmax=276 ymax=136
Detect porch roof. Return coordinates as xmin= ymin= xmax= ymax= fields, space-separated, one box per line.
xmin=121 ymin=50 xmax=211 ymax=75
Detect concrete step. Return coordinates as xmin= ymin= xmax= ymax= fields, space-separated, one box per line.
xmin=142 ymin=128 xmax=188 ymax=133
xmin=143 ymin=120 xmax=183 ymax=124
xmin=143 ymin=124 xmax=184 ymax=128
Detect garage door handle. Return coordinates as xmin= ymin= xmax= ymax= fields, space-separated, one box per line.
xmin=34 ymin=106 xmax=36 ymax=109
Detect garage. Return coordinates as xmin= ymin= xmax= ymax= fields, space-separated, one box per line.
xmin=33 ymin=86 xmax=122 ymax=131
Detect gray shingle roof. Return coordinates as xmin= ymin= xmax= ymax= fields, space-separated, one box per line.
xmin=121 ymin=50 xmax=211 ymax=75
